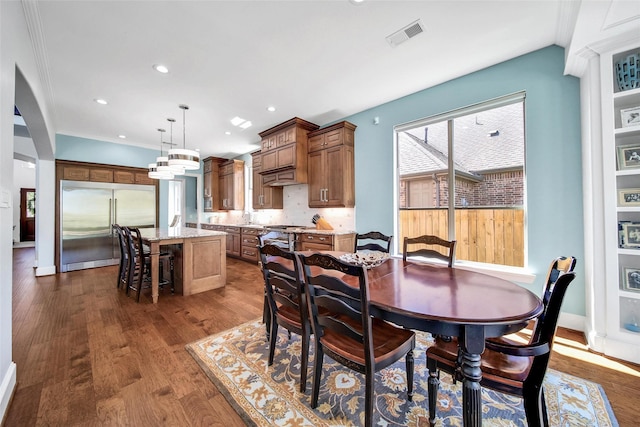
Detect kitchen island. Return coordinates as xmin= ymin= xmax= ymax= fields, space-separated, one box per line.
xmin=141 ymin=227 xmax=227 ymax=303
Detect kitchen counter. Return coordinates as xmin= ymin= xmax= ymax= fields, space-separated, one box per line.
xmin=143 ymin=226 xmax=226 ymax=240
xmin=295 ymin=228 xmax=355 ymax=235
xmin=199 ymin=222 xmax=355 ymax=235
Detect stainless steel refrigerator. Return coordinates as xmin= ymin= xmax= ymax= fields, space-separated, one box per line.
xmin=60 ymin=180 xmax=156 ymax=272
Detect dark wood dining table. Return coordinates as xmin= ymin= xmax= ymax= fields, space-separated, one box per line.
xmin=281 ymin=252 xmax=544 ymax=427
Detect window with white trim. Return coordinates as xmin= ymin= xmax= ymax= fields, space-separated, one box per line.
xmin=395 ymin=92 xmax=526 ymax=268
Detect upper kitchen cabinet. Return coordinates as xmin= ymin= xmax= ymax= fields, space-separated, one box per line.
xmin=307 ymin=121 xmax=356 ymax=208
xmin=219 ymin=159 xmax=245 ymax=210
xmin=203 ymin=157 xmax=224 ymax=212
xmin=251 ymin=151 xmax=283 ymax=209
xmin=259 ymin=117 xmax=319 ymax=186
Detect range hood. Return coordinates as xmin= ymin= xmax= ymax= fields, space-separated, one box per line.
xmin=261 ymin=168 xmax=305 ymax=187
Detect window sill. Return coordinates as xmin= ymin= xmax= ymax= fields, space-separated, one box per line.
xmin=393 ymin=256 xmax=536 ymax=284
xmin=454 ymin=261 xmax=536 ymax=284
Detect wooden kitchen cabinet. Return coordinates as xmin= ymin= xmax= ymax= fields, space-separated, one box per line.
xmin=307 ymin=121 xmax=356 ymax=208
xmin=61 ymin=165 xmax=91 ymax=181
xmin=203 ymin=157 xmax=224 ymax=212
xmin=260 ymin=121 xmax=307 ymax=152
xmin=224 ymin=226 xmax=241 ymax=257
xmin=113 ymin=170 xmax=134 ymax=184
xmin=89 ymin=168 xmax=114 ymax=183
xmin=297 ymin=232 xmax=356 ymax=252
xmin=251 ymin=151 xmax=283 ymax=209
xmin=240 ymin=227 xmax=263 ymax=263
xmin=134 ymin=172 xmax=154 ymax=185
xmin=258 ymin=117 xmax=319 ymax=185
xmin=57 ymin=160 xmax=158 ymax=187
xmin=219 ymin=159 xmax=244 ymax=210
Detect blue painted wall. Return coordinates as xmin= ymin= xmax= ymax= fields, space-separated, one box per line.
xmin=340 ymin=45 xmax=584 ymax=315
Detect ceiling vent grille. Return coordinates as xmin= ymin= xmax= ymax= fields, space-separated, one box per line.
xmin=386 ymin=19 xmax=425 ymax=48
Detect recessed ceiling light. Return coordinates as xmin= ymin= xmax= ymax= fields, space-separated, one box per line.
xmin=94 ymin=98 xmax=108 ymax=105
xmin=349 ymin=0 xmax=365 ymax=5
xmin=153 ymin=64 xmax=169 ymax=74
xmin=267 ymin=106 xmax=276 ymax=112
xmin=118 ymin=134 xmax=126 ymax=139
xmin=230 ymin=116 xmax=245 ymax=126
xmin=225 ymin=131 xmax=231 ymax=135
xmin=239 ymin=121 xmax=252 ymax=129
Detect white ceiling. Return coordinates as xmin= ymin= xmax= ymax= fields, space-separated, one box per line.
xmin=29 ymin=0 xmax=575 ymax=159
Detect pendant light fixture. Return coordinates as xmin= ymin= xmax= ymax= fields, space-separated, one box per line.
xmin=168 ymin=104 xmax=200 ymax=170
xmin=148 ymin=128 xmax=174 ymax=180
xmin=166 ymin=118 xmax=185 ymax=176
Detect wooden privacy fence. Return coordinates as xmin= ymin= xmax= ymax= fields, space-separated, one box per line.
xmin=399 ymin=208 xmax=525 ymax=267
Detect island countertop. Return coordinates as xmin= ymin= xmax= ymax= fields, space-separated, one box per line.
xmin=140 ymin=227 xmax=226 ymax=241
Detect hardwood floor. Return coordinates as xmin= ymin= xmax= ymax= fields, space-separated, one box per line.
xmin=5 ymin=247 xmax=640 ymax=426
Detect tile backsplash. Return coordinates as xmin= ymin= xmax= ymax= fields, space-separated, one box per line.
xmin=202 ymin=184 xmax=356 ymax=230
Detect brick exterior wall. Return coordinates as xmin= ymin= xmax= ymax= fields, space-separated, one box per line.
xmin=400 ymin=169 xmax=523 ymax=208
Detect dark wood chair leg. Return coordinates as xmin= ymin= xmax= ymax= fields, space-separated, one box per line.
xmin=523 ymin=384 xmax=546 ymax=427
xmin=427 ymin=358 xmax=439 ymax=427
xmin=268 ymin=322 xmax=279 ymax=366
xmin=300 ymin=327 xmax=309 ymax=393
xmin=310 ymin=345 xmax=323 ymax=408
xmin=406 ymin=350 xmax=414 ymax=401
xmin=169 ymin=256 xmax=175 ymax=293
xmin=135 ymin=263 xmax=144 ymax=302
xmin=364 ymin=365 xmax=375 ymax=427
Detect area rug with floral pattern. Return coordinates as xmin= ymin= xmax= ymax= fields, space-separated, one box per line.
xmin=185 ymin=319 xmax=618 ymax=426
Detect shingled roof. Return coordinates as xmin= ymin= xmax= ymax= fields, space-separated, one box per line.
xmin=399 ymin=102 xmax=524 ymax=177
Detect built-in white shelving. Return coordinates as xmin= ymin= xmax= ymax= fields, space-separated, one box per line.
xmin=601 ymin=45 xmax=640 ymax=360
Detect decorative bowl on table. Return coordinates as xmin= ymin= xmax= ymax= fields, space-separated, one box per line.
xmin=339 ymin=251 xmax=390 ymax=269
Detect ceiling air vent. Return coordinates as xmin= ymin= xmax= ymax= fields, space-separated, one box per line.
xmin=386 ymin=19 xmax=425 ymax=48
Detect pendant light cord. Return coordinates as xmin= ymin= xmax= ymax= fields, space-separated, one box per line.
xmin=158 ymin=128 xmax=165 ymax=156
xmin=179 ymin=104 xmax=189 ymax=149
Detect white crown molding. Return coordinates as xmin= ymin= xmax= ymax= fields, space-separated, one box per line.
xmin=564 ymin=0 xmax=640 ymax=78
xmin=20 ymin=0 xmax=57 ymax=123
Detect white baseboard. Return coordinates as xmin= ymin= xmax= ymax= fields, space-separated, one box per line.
xmin=558 ymin=311 xmax=586 ymax=332
xmin=0 ymin=362 xmax=16 ymax=424
xmin=35 ymin=265 xmax=56 ymax=276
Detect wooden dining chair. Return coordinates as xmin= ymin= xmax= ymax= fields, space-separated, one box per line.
xmin=298 ymin=252 xmax=415 ymax=427
xmin=403 ymin=234 xmax=456 ymax=267
xmin=426 ymin=267 xmax=577 ymax=427
xmin=258 ymin=243 xmax=311 ymax=393
xmin=354 ymin=231 xmax=393 ymax=253
xmin=124 ymin=226 xmax=175 ymax=302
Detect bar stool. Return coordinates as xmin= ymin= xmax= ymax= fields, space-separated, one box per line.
xmin=113 ymin=224 xmax=130 ymax=290
xmin=124 ymin=227 xmax=175 ymax=302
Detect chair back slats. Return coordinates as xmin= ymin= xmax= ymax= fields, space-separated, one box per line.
xmin=534 ymin=271 xmax=576 ymax=350
xmin=316 ymin=306 xmax=364 ymax=344
xmin=269 ymin=273 xmax=300 ymax=312
xmin=259 ymin=243 xmax=305 ymax=327
xmin=298 ymin=253 xmax=373 ymax=358
xmin=355 ymin=231 xmax=393 ymax=253
xmin=542 ymin=256 xmax=577 ymax=306
xmin=403 ymin=235 xmax=457 ymax=267
xmin=533 ymin=256 xmax=577 ymax=343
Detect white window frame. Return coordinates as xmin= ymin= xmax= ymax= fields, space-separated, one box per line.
xmin=393 ymin=92 xmax=535 ymax=283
